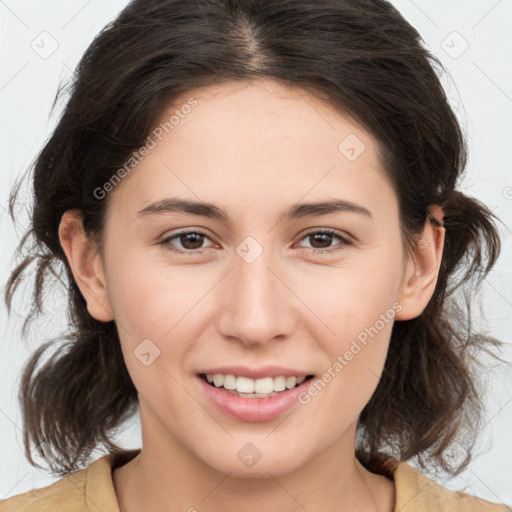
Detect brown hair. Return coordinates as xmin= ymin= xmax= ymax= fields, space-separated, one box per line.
xmin=5 ymin=0 xmax=504 ymax=478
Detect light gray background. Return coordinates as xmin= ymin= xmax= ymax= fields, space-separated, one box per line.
xmin=1 ymin=0 xmax=511 ymax=505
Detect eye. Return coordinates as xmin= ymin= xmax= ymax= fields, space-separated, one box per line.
xmin=159 ymin=230 xmax=215 ymax=255
xmin=295 ymin=228 xmax=352 ymax=255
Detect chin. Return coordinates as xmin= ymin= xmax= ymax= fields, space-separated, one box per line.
xmin=196 ymin=442 xmax=311 ymax=479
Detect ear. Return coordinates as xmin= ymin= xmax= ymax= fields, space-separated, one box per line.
xmin=58 ymin=209 xmax=114 ymax=322
xmin=395 ymin=206 xmax=445 ymax=321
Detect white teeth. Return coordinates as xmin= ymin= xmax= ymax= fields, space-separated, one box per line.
xmin=285 ymin=376 xmax=297 ymax=389
xmin=213 ymin=374 xmax=224 ymax=388
xmin=254 ymin=377 xmax=274 ymax=394
xmin=205 ymin=373 xmax=309 ymax=395
xmin=223 ymin=374 xmax=236 ymax=390
xmin=236 ymin=376 xmax=255 ymax=393
xmin=273 ymin=376 xmax=286 ymax=392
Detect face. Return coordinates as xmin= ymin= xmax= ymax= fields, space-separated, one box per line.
xmin=62 ymin=78 xmax=441 ymax=478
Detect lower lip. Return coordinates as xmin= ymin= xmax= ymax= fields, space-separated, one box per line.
xmin=197 ymin=375 xmax=313 ymax=422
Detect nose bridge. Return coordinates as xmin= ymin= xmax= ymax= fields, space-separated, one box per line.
xmin=216 ymin=240 xmax=294 ymax=346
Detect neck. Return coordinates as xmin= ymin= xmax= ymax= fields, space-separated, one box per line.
xmin=113 ymin=422 xmax=395 ymax=512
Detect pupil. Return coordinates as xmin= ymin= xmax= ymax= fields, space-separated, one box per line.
xmin=310 ymin=233 xmax=332 ymax=249
xmin=182 ymin=233 xmax=204 ymax=250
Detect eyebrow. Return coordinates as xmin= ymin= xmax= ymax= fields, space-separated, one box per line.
xmin=136 ymin=197 xmax=373 ymax=222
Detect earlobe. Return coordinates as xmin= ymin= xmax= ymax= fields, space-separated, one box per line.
xmin=58 ymin=209 xmax=114 ymax=322
xmin=395 ymin=212 xmax=445 ymax=321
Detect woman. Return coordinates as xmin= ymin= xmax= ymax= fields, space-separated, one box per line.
xmin=2 ymin=0 xmax=509 ymax=510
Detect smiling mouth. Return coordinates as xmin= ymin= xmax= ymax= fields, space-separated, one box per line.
xmin=198 ymin=373 xmax=315 ymax=398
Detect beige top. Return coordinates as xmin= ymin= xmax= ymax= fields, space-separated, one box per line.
xmin=1 ymin=449 xmax=509 ymax=511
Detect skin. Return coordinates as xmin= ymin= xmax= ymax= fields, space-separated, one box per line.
xmin=59 ymin=78 xmax=445 ymax=512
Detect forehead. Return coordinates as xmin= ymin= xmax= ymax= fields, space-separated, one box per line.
xmin=108 ymin=78 xmax=397 ymax=223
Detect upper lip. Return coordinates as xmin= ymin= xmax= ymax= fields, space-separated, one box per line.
xmin=197 ymin=365 xmax=313 ymax=379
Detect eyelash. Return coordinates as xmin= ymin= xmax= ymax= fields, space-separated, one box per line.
xmin=158 ymin=228 xmax=352 ymax=256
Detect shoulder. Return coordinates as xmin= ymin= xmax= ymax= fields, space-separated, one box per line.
xmin=0 ymin=449 xmax=140 ymax=512
xmin=393 ymin=461 xmax=511 ymax=512
xmin=0 ymin=466 xmax=89 ymax=512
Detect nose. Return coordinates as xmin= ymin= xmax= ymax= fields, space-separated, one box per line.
xmin=216 ymin=246 xmax=297 ymax=348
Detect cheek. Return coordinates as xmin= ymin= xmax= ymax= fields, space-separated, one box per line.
xmin=296 ymin=255 xmax=401 ymax=399
xmin=107 ymin=263 xmax=198 ymax=405
xmin=299 ymin=257 xmax=403 ymax=340
xmin=106 ymin=255 xmax=205 ymax=338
